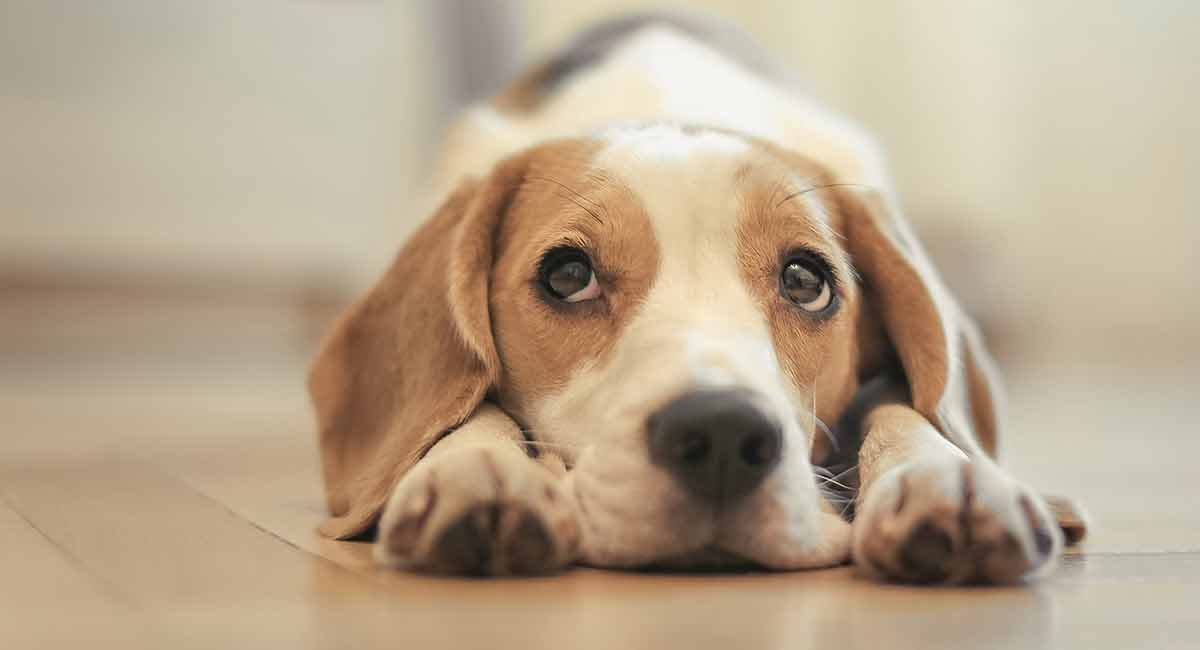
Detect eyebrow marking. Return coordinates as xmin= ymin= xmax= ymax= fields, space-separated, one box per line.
xmin=526 ymin=175 xmax=606 ymax=226
xmin=750 ymin=177 xmax=867 ymax=286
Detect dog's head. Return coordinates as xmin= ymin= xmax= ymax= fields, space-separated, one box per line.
xmin=309 ymin=124 xmax=1000 ymax=569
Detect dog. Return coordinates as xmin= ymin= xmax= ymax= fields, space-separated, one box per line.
xmin=308 ymin=14 xmax=1087 ymax=583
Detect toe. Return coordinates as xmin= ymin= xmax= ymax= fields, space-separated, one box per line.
xmin=430 ymin=505 xmax=499 ymax=574
xmin=505 ymin=512 xmax=558 ymax=574
xmin=897 ymin=519 xmax=955 ymax=583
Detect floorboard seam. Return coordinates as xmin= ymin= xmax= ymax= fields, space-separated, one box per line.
xmin=0 ymin=487 xmax=138 ymax=605
xmin=158 ymin=466 xmax=388 ymax=584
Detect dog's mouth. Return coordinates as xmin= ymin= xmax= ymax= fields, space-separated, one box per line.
xmin=564 ymin=384 xmax=853 ymax=572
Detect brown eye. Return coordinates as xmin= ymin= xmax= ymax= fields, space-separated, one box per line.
xmin=539 ymin=247 xmax=601 ymax=303
xmin=780 ymin=257 xmax=834 ymax=313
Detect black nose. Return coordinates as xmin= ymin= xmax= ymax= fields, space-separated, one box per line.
xmin=647 ymin=389 xmax=783 ymax=504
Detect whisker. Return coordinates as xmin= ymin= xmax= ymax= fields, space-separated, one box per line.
xmin=526 ymin=175 xmax=606 ymax=226
xmin=520 ymin=441 xmax=581 ymax=450
xmin=815 ymin=476 xmax=855 ymax=492
xmin=814 ymin=416 xmax=838 ymax=452
xmin=774 ymin=181 xmax=880 ymax=208
xmin=808 ymin=381 xmax=839 ymax=453
xmin=827 ymin=464 xmax=859 ymax=482
xmin=516 ymin=427 xmax=584 ymax=458
xmin=817 ymin=486 xmax=856 ymax=517
xmin=817 ymin=479 xmax=859 ymax=519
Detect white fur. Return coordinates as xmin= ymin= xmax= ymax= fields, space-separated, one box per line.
xmin=530 ymin=126 xmax=848 ymax=568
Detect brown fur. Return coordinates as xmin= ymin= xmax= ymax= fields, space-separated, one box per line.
xmin=731 ymin=137 xmax=1003 ymax=457
xmin=725 ymin=137 xmax=1001 ymax=462
xmin=310 ymin=137 xmax=664 ymax=538
xmin=832 ymin=187 xmax=1001 ymax=456
xmin=311 ymin=147 xmax=541 ymax=537
xmin=489 ymin=148 xmax=661 ymax=423
xmin=732 ymin=153 xmax=863 ymax=443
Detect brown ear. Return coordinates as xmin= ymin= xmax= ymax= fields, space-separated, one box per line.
xmin=835 ymin=188 xmax=1004 ymax=458
xmin=307 ymin=157 xmax=527 ymax=539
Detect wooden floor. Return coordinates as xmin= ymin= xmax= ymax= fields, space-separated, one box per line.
xmin=3 ymin=338 xmax=1199 ymax=649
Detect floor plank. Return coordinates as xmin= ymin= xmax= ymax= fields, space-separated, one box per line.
xmin=0 ymin=495 xmax=142 ymax=648
xmin=0 ymin=495 xmax=119 ymax=605
xmin=0 ymin=459 xmax=374 ymax=605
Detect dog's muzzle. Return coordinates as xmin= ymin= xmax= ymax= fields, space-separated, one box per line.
xmin=646 ymin=388 xmax=783 ymax=505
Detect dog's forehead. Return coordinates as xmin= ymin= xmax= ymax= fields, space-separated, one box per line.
xmin=586 ymin=125 xmax=840 ymax=274
xmin=592 ymin=126 xmax=755 ymax=267
xmin=588 ymin=125 xmax=775 ymax=331
xmin=592 ymin=125 xmax=752 ymax=219
xmin=587 ymin=125 xmax=831 ymax=237
xmin=595 ymin=123 xmax=752 ymax=162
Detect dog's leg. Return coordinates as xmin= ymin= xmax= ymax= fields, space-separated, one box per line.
xmin=375 ymin=403 xmax=579 ymax=575
xmin=850 ymin=379 xmax=1063 ymax=584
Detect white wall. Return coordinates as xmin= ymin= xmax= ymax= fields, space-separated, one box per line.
xmin=1 ymin=0 xmax=440 ymax=287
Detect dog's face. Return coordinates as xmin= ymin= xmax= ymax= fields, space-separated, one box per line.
xmin=310 ymin=121 xmax=989 ymax=566
xmin=485 ymin=126 xmax=868 ymax=567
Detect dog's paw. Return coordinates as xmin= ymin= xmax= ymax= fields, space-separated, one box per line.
xmin=375 ymin=447 xmax=579 ymax=575
xmin=852 ymin=456 xmax=1062 ymax=584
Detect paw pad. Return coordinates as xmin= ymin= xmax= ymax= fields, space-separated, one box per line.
xmin=897 ymin=520 xmax=954 ymax=582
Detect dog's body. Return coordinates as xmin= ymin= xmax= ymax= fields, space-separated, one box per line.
xmin=309 ymin=16 xmax=1086 ymax=583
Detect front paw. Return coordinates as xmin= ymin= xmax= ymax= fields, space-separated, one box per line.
xmin=375 ymin=447 xmax=579 ymax=575
xmin=852 ymin=457 xmax=1062 ymax=584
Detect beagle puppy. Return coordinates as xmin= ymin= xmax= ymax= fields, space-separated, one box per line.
xmin=309 ymin=14 xmax=1087 ymax=583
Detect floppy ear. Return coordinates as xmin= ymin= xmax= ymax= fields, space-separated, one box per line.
xmin=307 ymin=156 xmax=527 ymax=539
xmin=834 ymin=187 xmax=1090 ymax=543
xmin=834 ymin=188 xmax=1004 ymax=458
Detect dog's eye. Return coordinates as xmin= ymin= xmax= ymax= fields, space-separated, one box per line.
xmin=780 ymin=256 xmax=834 ymax=313
xmin=539 ymin=247 xmax=601 ymax=303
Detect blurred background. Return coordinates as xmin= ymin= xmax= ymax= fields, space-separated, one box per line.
xmin=2 ymin=1 xmax=1198 ymax=532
